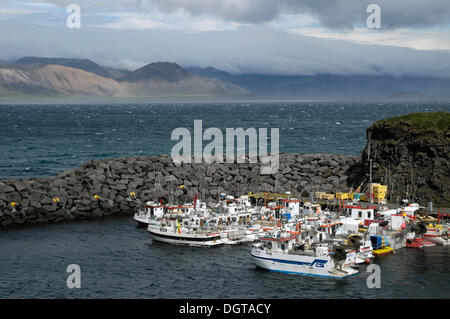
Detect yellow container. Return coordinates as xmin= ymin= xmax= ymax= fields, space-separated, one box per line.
xmin=315 ymin=192 xmax=325 ymax=199
xmin=336 ymin=192 xmax=349 ymax=200
xmin=361 ymin=195 xmax=368 ymax=201
xmin=373 ymin=185 xmax=388 ymax=193
xmin=322 ymin=194 xmax=335 ymax=200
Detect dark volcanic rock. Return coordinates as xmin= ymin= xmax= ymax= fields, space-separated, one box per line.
xmin=0 ymin=153 xmax=361 ymax=228
xmin=361 ymin=113 xmax=450 ymax=206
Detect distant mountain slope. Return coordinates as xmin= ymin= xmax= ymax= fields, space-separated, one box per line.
xmin=0 ymin=61 xmax=250 ymax=99
xmin=0 ymin=63 xmax=129 ymax=97
xmin=186 ymin=67 xmax=232 ymax=82
xmin=105 ymin=67 xmax=132 ymax=79
xmin=119 ymin=62 xmax=250 ymax=97
xmin=187 ymin=66 xmax=450 ymax=99
xmin=119 ymin=62 xmax=192 ymax=83
xmin=16 ymin=57 xmax=112 ymax=78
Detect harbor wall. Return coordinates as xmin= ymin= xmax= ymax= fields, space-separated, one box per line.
xmin=0 ymin=153 xmax=362 ymax=228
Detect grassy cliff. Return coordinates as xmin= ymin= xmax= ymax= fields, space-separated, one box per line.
xmin=361 ymin=111 xmax=450 ymax=206
xmin=377 ymin=112 xmax=450 ymax=132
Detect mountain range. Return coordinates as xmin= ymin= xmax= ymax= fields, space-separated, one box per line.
xmin=0 ymin=57 xmax=449 ymax=100
xmin=0 ymin=58 xmax=250 ymax=99
xmin=186 ymin=67 xmax=450 ymax=100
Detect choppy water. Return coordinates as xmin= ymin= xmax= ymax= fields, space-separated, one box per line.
xmin=0 ymin=101 xmax=449 ymax=299
xmin=1 ymin=101 xmax=449 ymax=180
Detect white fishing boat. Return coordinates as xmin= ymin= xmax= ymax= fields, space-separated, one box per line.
xmin=147 ymin=215 xmax=223 ymax=247
xmin=355 ymin=239 xmax=374 ymax=264
xmin=220 ymin=227 xmax=255 ymax=245
xmin=424 ymin=223 xmax=449 ymax=246
xmin=133 ymin=201 xmax=164 ymax=227
xmin=332 ymin=233 xmax=373 ymax=266
xmin=250 ymin=229 xmax=359 ymax=279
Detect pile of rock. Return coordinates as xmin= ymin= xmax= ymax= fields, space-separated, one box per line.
xmin=0 ymin=153 xmax=362 ymax=228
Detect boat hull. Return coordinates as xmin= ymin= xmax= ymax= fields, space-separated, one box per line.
xmin=134 ymin=215 xmax=149 ymax=227
xmin=424 ymin=235 xmax=449 ymax=246
xmin=250 ymin=249 xmax=358 ymax=279
xmin=406 ymin=238 xmax=436 ymax=248
xmin=148 ymin=227 xmax=224 ymax=247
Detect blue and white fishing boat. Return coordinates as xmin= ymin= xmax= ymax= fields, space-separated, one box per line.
xmin=250 ymin=229 xmax=359 ymax=279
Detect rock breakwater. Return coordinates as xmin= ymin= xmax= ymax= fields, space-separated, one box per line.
xmin=0 ymin=154 xmax=362 ymax=228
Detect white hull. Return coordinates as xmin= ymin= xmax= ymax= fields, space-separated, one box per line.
xmin=134 ymin=215 xmax=149 ymax=226
xmin=250 ymin=248 xmax=358 ymax=279
xmin=148 ymin=226 xmax=223 ymax=247
xmin=424 ymin=235 xmax=449 ymax=246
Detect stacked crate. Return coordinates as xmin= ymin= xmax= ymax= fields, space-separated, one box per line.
xmin=315 ymin=192 xmax=325 ymax=200
xmin=322 ymin=194 xmax=335 ymax=200
xmin=336 ymin=192 xmax=350 ymax=200
xmin=373 ymin=184 xmax=387 ymax=203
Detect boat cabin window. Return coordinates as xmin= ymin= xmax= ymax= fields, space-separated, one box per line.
xmin=358 ymin=211 xmax=362 ymax=218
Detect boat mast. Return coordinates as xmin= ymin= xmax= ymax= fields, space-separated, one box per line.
xmin=368 ymin=131 xmax=373 ymax=205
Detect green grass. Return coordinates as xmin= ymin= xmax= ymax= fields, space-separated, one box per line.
xmin=378 ymin=111 xmax=450 ymax=131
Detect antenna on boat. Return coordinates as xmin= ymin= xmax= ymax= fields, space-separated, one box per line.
xmin=368 ymin=131 xmax=373 ymax=205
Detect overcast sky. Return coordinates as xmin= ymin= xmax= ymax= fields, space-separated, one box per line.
xmin=0 ymin=0 xmax=449 ymax=77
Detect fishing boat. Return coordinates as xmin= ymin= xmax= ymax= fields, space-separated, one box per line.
xmin=406 ymin=236 xmax=436 ymax=248
xmin=250 ymin=229 xmax=358 ymax=279
xmin=424 ymin=223 xmax=449 ymax=245
xmin=220 ymin=226 xmax=259 ymax=245
xmin=347 ymin=234 xmax=374 ymax=265
xmin=133 ymin=201 xmax=164 ymax=227
xmin=356 ymin=240 xmax=374 ymax=264
xmin=421 ymin=209 xmax=449 ymax=245
xmin=147 ymin=215 xmax=223 ymax=247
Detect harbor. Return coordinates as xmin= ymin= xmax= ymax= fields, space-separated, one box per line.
xmin=129 ymin=183 xmax=448 ymax=279
xmin=0 ymin=214 xmax=448 ymax=298
xmin=0 ymin=104 xmax=448 ymax=298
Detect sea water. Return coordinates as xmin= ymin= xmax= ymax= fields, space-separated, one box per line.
xmin=0 ymin=101 xmax=449 ymax=298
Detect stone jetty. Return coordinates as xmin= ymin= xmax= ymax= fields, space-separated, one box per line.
xmin=0 ymin=154 xmax=362 ymax=227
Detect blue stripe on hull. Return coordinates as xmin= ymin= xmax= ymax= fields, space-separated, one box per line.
xmin=251 ymin=253 xmax=358 ymax=279
xmin=254 ymin=265 xmax=358 ymax=279
xmin=251 ymin=252 xmax=327 ymax=267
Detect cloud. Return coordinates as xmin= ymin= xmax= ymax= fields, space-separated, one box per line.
xmin=1 ymin=21 xmax=450 ymax=78
xmin=99 ymin=10 xmax=242 ymax=31
xmin=4 ymin=0 xmax=450 ymax=29
xmin=294 ymin=27 xmax=450 ymax=51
